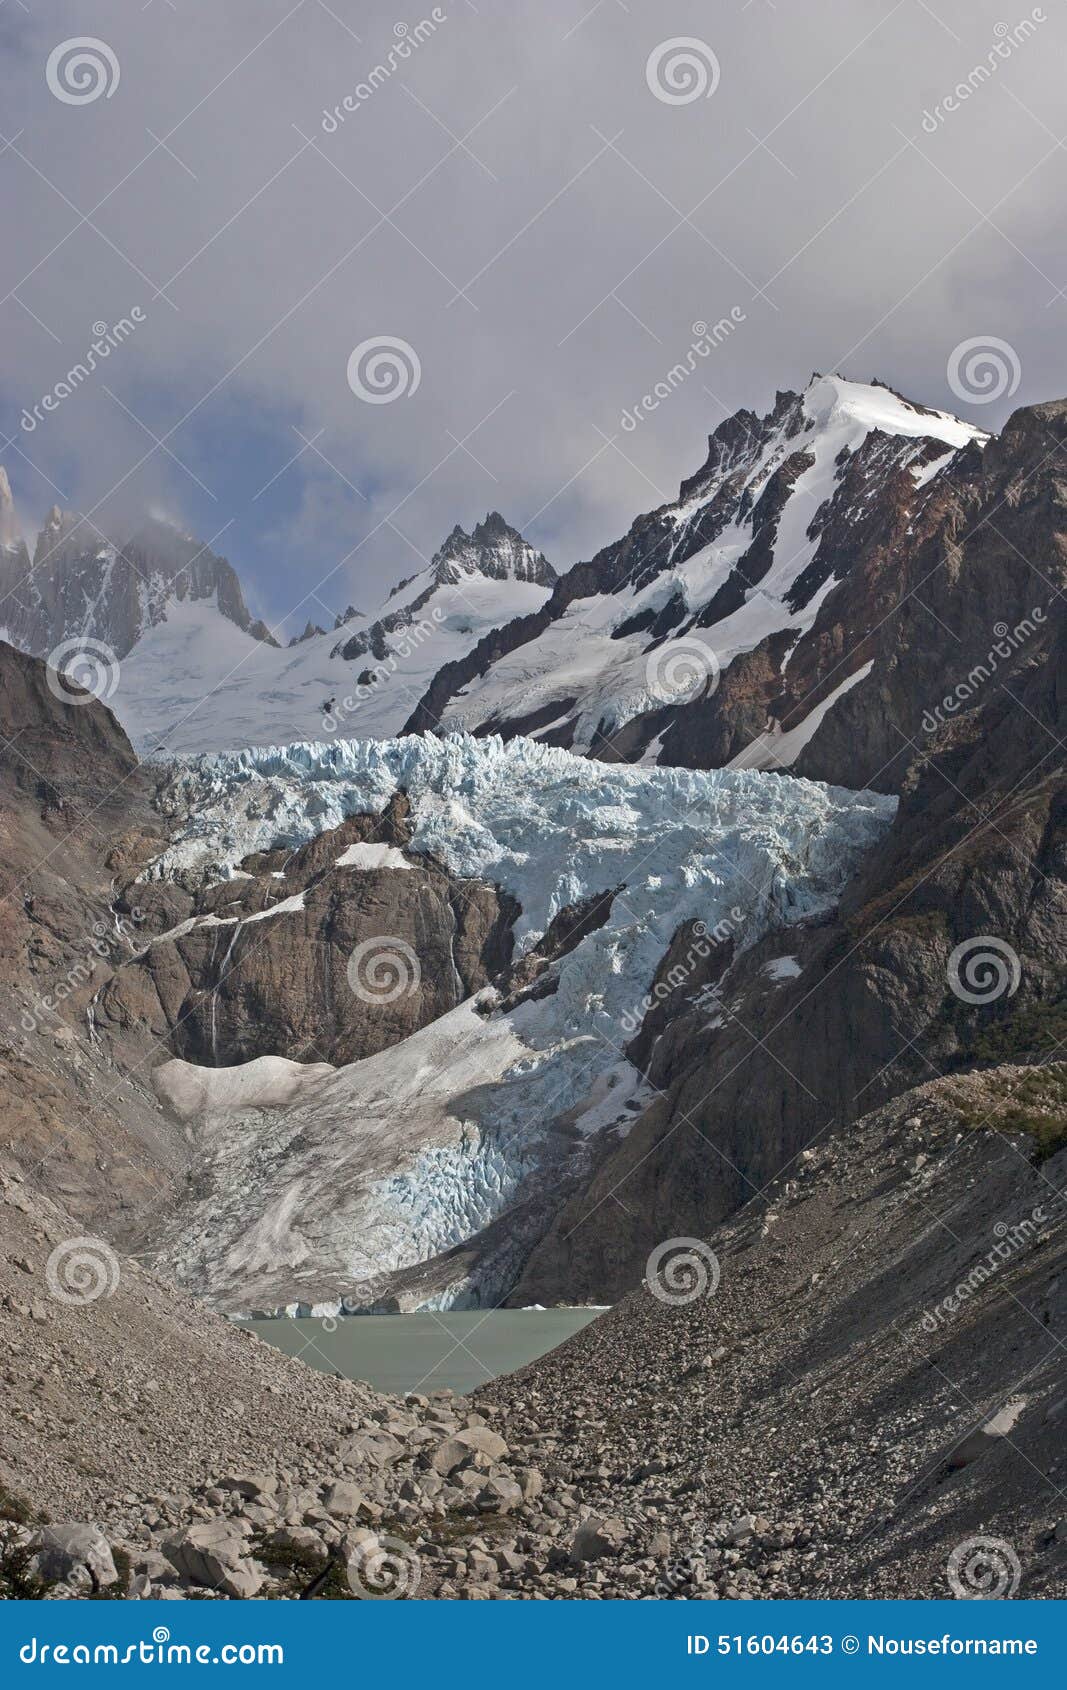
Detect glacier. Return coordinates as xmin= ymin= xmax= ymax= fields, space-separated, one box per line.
xmin=147 ymin=734 xmax=896 ymax=1313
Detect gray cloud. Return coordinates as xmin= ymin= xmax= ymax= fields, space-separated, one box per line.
xmin=1 ymin=0 xmax=1065 ymax=628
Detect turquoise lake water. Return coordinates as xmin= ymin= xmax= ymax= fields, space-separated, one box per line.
xmin=246 ymin=1307 xmax=602 ymax=1395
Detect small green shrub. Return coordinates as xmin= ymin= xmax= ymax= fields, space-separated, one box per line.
xmin=951 ymin=1066 xmax=1067 ymax=1163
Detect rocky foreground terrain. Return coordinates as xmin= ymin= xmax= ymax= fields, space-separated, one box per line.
xmin=2 ymin=1071 xmax=1063 ymax=1600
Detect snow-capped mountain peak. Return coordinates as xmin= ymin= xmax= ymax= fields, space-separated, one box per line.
xmin=0 ymin=498 xmax=555 ymax=756
xmin=0 ymin=490 xmax=279 ymax=665
xmin=430 ymin=511 xmax=557 ymax=588
xmin=0 ymin=471 xmax=558 ymax=757
xmin=0 ymin=375 xmax=989 ymax=782
xmin=799 ymin=372 xmax=980 ymax=446
xmin=408 ymin=375 xmax=988 ymax=775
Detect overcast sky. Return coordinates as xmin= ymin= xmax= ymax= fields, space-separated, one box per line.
xmin=1 ymin=0 xmax=1065 ymax=633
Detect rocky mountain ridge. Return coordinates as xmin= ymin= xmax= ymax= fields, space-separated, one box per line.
xmin=405 ymin=375 xmax=988 ymax=787
xmin=0 ymin=486 xmax=559 ymax=758
xmin=0 ymin=501 xmax=277 ymax=663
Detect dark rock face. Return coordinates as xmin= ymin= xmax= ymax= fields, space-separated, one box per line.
xmin=509 ymin=399 xmax=1067 ymax=1302
xmin=0 ymin=637 xmax=142 ymax=808
xmin=785 ymin=416 xmax=1060 ymax=790
xmin=497 ymin=885 xmax=621 ymax=1010
xmin=514 ymin=557 xmax=1067 ymax=1299
xmin=0 ymin=642 xmax=178 ymax=1231
xmin=98 ymin=797 xmax=519 ymax=1068
xmin=403 ymin=599 xmax=559 ymax=736
xmin=0 ymin=505 xmax=278 ymax=662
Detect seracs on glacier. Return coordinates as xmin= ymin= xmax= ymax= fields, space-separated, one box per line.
xmin=149 ymin=734 xmax=896 ymax=1314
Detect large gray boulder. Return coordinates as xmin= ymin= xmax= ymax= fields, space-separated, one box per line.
xmin=28 ymin=1524 xmax=118 ymax=1590
xmin=216 ymin=1471 xmax=277 ymax=1502
xmin=322 ymin=1479 xmax=368 ymax=1519
xmin=569 ymin=1515 xmax=630 ymax=1564
xmin=163 ymin=1520 xmax=263 ymax=1599
xmin=431 ymin=1425 xmax=509 ymax=1475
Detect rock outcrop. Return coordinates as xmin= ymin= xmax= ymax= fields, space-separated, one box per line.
xmin=0 ymin=508 xmax=278 ymax=662
xmin=96 ymin=795 xmax=518 ymax=1070
xmin=0 ymin=641 xmax=178 ymax=1233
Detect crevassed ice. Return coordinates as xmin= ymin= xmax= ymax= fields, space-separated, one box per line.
xmin=149 ymin=734 xmax=897 ymax=1310
xmin=155 ymin=731 xmax=895 ymax=944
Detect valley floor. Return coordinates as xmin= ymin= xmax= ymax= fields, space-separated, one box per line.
xmin=3 ymin=1070 xmax=1064 ymax=1601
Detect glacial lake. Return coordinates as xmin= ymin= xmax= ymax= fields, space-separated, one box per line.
xmin=245 ymin=1308 xmax=602 ymax=1396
